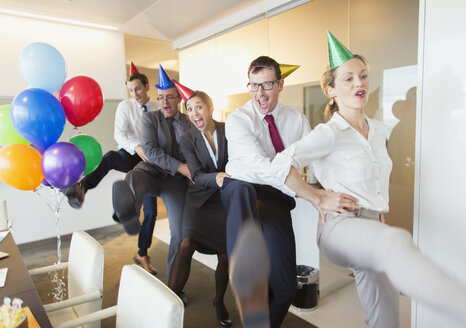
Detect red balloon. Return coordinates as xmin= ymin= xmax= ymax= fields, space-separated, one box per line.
xmin=59 ymin=76 xmax=104 ymax=127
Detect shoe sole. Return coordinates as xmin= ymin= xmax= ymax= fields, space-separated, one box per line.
xmin=229 ymin=221 xmax=270 ymax=327
xmin=68 ymin=197 xmax=83 ymax=209
xmin=62 ymin=186 xmax=83 ymax=209
xmin=112 ymin=181 xmax=140 ymax=235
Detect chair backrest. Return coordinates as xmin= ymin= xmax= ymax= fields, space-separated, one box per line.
xmin=116 ymin=265 xmax=184 ymax=328
xmin=68 ymin=231 xmax=104 ymax=328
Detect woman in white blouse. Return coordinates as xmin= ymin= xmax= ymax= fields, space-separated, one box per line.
xmin=271 ymin=52 xmax=466 ymax=326
xmin=168 ymin=90 xmax=232 ymax=327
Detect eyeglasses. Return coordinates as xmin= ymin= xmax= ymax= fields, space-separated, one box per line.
xmin=247 ymin=80 xmax=280 ymax=92
xmin=157 ymin=95 xmax=178 ymax=101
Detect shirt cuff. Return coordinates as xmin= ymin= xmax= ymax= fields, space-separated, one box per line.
xmin=270 ymin=144 xmax=297 ymax=185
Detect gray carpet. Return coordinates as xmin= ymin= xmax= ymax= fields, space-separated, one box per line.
xmin=19 ymin=225 xmax=317 ymax=328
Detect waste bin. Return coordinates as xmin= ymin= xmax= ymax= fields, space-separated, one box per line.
xmin=292 ymin=265 xmax=319 ymax=310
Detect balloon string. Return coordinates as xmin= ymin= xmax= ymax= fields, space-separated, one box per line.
xmin=36 ymin=187 xmax=67 ymax=301
xmin=34 ymin=185 xmax=54 ymax=212
xmin=68 ymin=127 xmax=81 ymax=141
xmin=52 ymin=188 xmax=62 ymax=265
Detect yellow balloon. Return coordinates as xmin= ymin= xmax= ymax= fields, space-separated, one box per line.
xmin=280 ymin=64 xmax=300 ymax=79
xmin=0 ymin=143 xmax=43 ymax=191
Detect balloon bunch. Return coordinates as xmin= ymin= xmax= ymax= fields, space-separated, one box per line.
xmin=0 ymin=42 xmax=105 ymax=302
xmin=0 ymin=42 xmax=104 ymax=191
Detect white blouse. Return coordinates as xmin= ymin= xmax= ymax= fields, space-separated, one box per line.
xmin=200 ymin=129 xmax=219 ymax=169
xmin=271 ymin=113 xmax=392 ymax=212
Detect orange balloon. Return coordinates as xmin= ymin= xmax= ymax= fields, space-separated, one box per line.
xmin=0 ymin=143 xmax=43 ymax=190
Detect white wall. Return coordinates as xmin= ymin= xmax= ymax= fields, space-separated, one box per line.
xmin=413 ymin=0 xmax=466 ymax=326
xmin=0 ymin=13 xmax=127 ymax=99
xmin=0 ymin=171 xmax=125 ymax=245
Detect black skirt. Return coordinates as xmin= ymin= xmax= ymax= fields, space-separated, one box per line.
xmin=181 ymin=191 xmax=227 ymax=254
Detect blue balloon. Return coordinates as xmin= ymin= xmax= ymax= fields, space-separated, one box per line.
xmin=19 ymin=42 xmax=67 ymax=93
xmin=11 ymin=88 xmax=66 ymax=150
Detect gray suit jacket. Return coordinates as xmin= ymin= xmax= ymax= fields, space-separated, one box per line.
xmin=180 ymin=121 xmax=227 ymax=208
xmin=140 ymin=109 xmax=194 ymax=178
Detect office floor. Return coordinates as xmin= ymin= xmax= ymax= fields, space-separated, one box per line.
xmin=153 ymin=217 xmax=411 ymax=328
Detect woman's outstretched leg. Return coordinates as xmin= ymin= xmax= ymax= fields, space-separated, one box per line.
xmin=318 ymin=214 xmax=466 ymax=324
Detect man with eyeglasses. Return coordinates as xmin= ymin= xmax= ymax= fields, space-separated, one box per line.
xmin=63 ymin=70 xmax=160 ymax=275
xmin=218 ymin=56 xmax=310 ymax=327
xmin=221 ymin=56 xmax=353 ymax=327
xmin=112 ymin=65 xmax=193 ymax=283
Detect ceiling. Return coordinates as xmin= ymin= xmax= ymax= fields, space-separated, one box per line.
xmin=0 ymin=0 xmax=305 ymax=71
xmin=0 ymin=0 xmax=245 ymax=40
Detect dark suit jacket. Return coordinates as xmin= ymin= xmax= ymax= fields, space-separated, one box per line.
xmin=180 ymin=121 xmax=228 ymax=208
xmin=140 ymin=109 xmax=194 ymax=178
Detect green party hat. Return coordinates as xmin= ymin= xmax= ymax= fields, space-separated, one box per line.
xmin=327 ymin=30 xmax=353 ymax=68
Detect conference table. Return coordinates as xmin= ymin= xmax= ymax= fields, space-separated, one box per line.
xmin=0 ymin=230 xmax=52 ymax=327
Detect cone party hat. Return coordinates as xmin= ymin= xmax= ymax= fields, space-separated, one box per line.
xmin=156 ymin=64 xmax=175 ymax=90
xmin=327 ymin=31 xmax=353 ymax=68
xmin=130 ymin=62 xmax=139 ymax=75
xmin=279 ymin=64 xmax=300 ymax=79
xmin=173 ymin=80 xmax=194 ymax=102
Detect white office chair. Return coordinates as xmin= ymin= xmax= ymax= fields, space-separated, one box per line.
xmin=29 ymin=231 xmax=104 ymax=328
xmin=53 ymin=264 xmax=184 ymax=328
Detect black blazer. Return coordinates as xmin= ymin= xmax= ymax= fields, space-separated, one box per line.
xmin=140 ymin=109 xmax=193 ymax=178
xmin=180 ymin=121 xmax=228 ymax=208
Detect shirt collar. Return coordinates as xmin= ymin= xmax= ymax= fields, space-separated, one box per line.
xmin=140 ymin=98 xmax=151 ymax=109
xmin=332 ymin=112 xmax=371 ymax=130
xmin=252 ymin=101 xmax=281 ymax=120
xmin=165 ymin=112 xmax=181 ymax=121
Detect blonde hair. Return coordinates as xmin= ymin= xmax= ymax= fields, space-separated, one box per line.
xmin=320 ymin=54 xmax=367 ymax=120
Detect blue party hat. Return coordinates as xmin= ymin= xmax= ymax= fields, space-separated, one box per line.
xmin=156 ymin=64 xmax=175 ymax=90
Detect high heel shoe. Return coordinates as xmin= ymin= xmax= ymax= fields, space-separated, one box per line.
xmin=213 ymin=299 xmax=232 ymax=327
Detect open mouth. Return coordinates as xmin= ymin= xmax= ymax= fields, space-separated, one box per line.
xmin=257 ymin=97 xmax=269 ymax=110
xmin=194 ymin=117 xmax=205 ymax=128
xmin=355 ymin=90 xmax=366 ymax=98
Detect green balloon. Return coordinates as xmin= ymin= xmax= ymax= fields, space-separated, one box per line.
xmin=0 ymin=105 xmax=29 ymax=146
xmin=70 ymin=134 xmax=102 ymax=175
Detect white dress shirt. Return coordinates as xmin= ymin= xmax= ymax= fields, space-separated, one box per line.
xmin=225 ymin=100 xmax=311 ymax=196
xmin=114 ymin=98 xmax=160 ymax=155
xmin=271 ymin=113 xmax=392 ymax=212
xmin=200 ymin=129 xmax=219 ymax=169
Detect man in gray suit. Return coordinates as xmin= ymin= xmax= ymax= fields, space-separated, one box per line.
xmin=112 ymin=66 xmax=193 ymax=278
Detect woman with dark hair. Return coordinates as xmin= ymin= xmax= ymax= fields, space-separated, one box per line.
xmin=266 ymin=32 xmax=466 ymax=327
xmin=168 ymin=86 xmax=231 ymax=327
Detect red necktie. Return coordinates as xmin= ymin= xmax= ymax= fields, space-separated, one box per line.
xmin=264 ymin=114 xmax=285 ymax=153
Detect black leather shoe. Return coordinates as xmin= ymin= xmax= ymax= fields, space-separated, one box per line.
xmin=112 ymin=180 xmax=140 ymax=235
xmin=62 ymin=181 xmax=86 ymax=209
xmin=213 ymin=299 xmax=232 ymax=327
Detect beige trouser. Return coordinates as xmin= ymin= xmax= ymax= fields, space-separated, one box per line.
xmin=317 ymin=212 xmax=466 ymax=328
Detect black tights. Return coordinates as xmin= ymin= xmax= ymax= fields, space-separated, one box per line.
xmin=168 ymin=237 xmax=229 ymax=306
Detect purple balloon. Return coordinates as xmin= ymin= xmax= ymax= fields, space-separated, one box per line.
xmin=41 ymin=142 xmax=85 ymax=189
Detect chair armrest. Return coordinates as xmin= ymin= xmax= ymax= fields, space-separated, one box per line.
xmin=44 ymin=290 xmax=102 ymax=312
xmin=53 ymin=305 xmax=117 ymax=328
xmin=28 ymin=262 xmax=69 ymax=276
